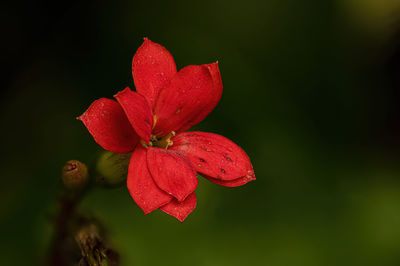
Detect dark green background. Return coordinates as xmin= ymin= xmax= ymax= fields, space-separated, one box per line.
xmin=3 ymin=0 xmax=400 ymax=265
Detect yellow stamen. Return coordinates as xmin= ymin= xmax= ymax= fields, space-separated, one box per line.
xmin=140 ymin=139 xmax=149 ymax=148
xmin=150 ymin=131 xmax=175 ymax=149
xmin=152 ymin=115 xmax=158 ymax=129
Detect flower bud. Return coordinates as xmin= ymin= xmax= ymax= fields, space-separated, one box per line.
xmin=61 ymin=160 xmax=89 ymax=190
xmin=95 ymin=151 xmax=131 ymax=187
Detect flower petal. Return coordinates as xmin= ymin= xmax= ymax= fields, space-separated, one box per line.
xmin=207 ymin=62 xmax=223 ymax=93
xmin=147 ymin=147 xmax=198 ymax=202
xmin=170 ymin=131 xmax=255 ymax=181
xmin=114 ymin=87 xmax=153 ymax=143
xmin=153 ymin=63 xmax=222 ymax=136
xmin=77 ymin=98 xmax=139 ymax=153
xmin=160 ymin=192 xmax=197 ymax=222
xmin=132 ymin=38 xmax=177 ymax=109
xmin=203 ymin=174 xmax=255 ymax=187
xmin=127 ymin=146 xmax=172 ymax=214
xmin=178 ymin=62 xmax=223 ymax=133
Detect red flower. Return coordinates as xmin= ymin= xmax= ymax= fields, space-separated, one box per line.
xmin=78 ymin=38 xmax=255 ymax=222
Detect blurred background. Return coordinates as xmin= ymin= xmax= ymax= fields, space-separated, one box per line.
xmin=2 ymin=0 xmax=400 ymax=265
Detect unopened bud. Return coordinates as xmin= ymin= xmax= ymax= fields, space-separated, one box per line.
xmin=61 ymin=160 xmax=89 ymax=190
xmin=95 ymin=151 xmax=131 ymax=187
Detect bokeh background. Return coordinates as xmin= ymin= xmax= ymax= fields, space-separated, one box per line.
xmin=3 ymin=0 xmax=400 ymax=265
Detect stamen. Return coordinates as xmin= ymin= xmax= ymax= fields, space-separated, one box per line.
xmin=140 ymin=139 xmax=148 ymax=148
xmin=152 ymin=115 xmax=157 ymax=129
xmin=150 ymin=131 xmax=175 ymax=149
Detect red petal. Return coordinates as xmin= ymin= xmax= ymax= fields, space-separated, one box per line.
xmin=178 ymin=62 xmax=223 ymax=133
xmin=170 ymin=131 xmax=255 ymax=181
xmin=77 ymin=98 xmax=139 ymax=153
xmin=132 ymin=38 xmax=177 ymax=109
xmin=114 ymin=87 xmax=153 ymax=143
xmin=146 ymin=147 xmax=198 ymax=202
xmin=127 ymin=146 xmax=172 ymax=214
xmin=160 ymin=192 xmax=197 ymax=222
xmin=153 ymin=63 xmax=222 ymax=136
xmin=203 ymin=174 xmax=255 ymax=187
xmin=207 ymin=62 xmax=223 ymax=94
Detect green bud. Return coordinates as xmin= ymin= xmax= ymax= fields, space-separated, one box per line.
xmin=61 ymin=160 xmax=89 ymax=190
xmin=95 ymin=151 xmax=131 ymax=187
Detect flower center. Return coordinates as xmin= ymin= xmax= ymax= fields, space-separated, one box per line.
xmin=141 ymin=131 xmax=175 ymax=149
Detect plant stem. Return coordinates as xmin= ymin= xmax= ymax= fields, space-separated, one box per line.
xmin=49 ymin=190 xmax=83 ymax=266
xmin=48 ymin=158 xmax=120 ymax=266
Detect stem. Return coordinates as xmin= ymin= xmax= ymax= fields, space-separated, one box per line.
xmin=48 ymin=190 xmax=84 ymax=266
xmin=48 ymin=159 xmax=120 ymax=266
